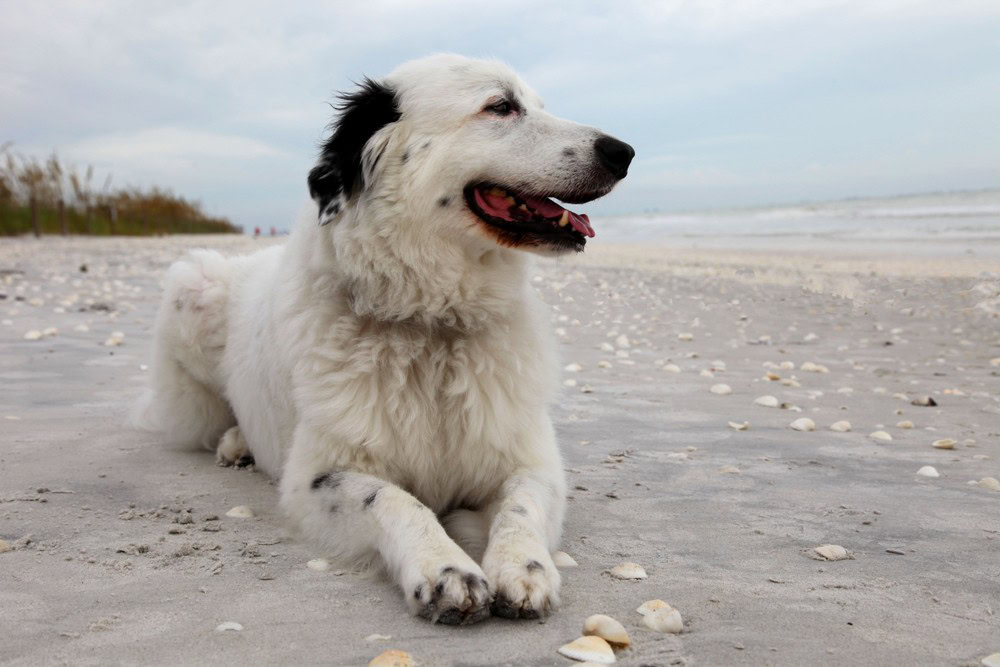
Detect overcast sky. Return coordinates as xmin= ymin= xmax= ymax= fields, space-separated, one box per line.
xmin=3 ymin=0 xmax=999 ymax=230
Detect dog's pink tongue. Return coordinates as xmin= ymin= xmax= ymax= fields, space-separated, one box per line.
xmin=524 ymin=195 xmax=596 ymax=238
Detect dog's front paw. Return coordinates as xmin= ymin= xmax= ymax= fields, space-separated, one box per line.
xmin=483 ymin=543 xmax=561 ymax=619
xmin=405 ymin=560 xmax=491 ymax=626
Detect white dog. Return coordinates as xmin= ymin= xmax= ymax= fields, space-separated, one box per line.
xmin=136 ymin=54 xmax=633 ymax=624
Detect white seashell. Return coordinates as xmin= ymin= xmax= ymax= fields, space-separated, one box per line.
xmin=781 ymin=403 xmax=802 ymax=412
xmin=557 ymin=636 xmax=616 ymax=664
xmin=23 ymin=329 xmax=43 ymax=340
xmin=814 ymin=544 xmax=851 ymax=561
xmin=564 ymin=379 xmax=578 ymax=387
xmin=800 ymin=361 xmax=828 ymax=373
xmin=42 ymin=327 xmax=58 ymax=336
xmin=916 ymin=466 xmax=939 ymax=478
xmin=552 ymin=551 xmax=578 ymax=568
xmin=73 ymin=323 xmax=89 ymax=332
xmin=583 ymin=614 xmax=631 ymax=649
xmin=978 ymin=477 xmax=1000 ymax=491
xmin=932 ymin=438 xmax=956 ymax=449
xmin=215 ymin=621 xmax=243 ymax=632
xmin=0 ymin=538 xmax=11 ymax=553
xmin=728 ymin=421 xmax=749 ymax=431
xmin=982 ymin=652 xmax=1000 ymax=667
xmin=896 ymin=420 xmax=914 ymax=429
xmin=779 ymin=361 xmax=795 ymax=370
xmin=869 ymin=431 xmax=893 ymax=442
xmin=790 ymin=418 xmax=815 ymax=432
xmin=225 ymin=505 xmax=254 ymax=518
xmin=597 ymin=360 xmax=612 ymax=369
xmin=365 ymin=634 xmax=392 ymax=642
xmin=990 ymin=358 xmax=1000 ymax=367
xmin=564 ymin=363 xmax=583 ymax=372
xmin=803 ymin=332 xmax=819 ymax=342
xmin=710 ymin=384 xmax=732 ymax=395
xmin=368 ymin=649 xmax=415 ymax=667
xmin=643 ymin=608 xmax=683 ymax=634
xmin=677 ymin=332 xmax=694 ymax=341
xmin=307 ymin=558 xmax=330 ymax=571
xmin=580 ymin=384 xmax=593 ymax=394
xmin=754 ymin=395 xmax=779 ymax=408
xmin=608 ymin=562 xmax=647 ymax=580
xmin=911 ymin=396 xmax=937 ymax=406
xmin=615 ymin=334 xmax=630 ymax=349
xmin=635 ymin=599 xmax=671 ymax=616
xmin=829 ymin=421 xmax=852 ymax=432
xmin=719 ymin=465 xmax=740 ymax=474
xmin=663 ymin=364 xmax=681 ymax=373
xmin=699 ymin=369 xmax=714 ymax=378
xmin=599 ymin=342 xmax=615 ymax=352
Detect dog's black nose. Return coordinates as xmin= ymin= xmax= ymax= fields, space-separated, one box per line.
xmin=594 ymin=135 xmax=635 ymax=179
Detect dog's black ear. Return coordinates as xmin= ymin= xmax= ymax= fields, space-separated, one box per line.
xmin=309 ymin=78 xmax=401 ymax=225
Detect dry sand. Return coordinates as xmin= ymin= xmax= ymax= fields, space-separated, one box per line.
xmin=1 ymin=235 xmax=999 ymax=666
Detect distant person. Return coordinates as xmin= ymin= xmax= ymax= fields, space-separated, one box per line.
xmin=270 ymin=227 xmax=276 ymax=237
xmin=254 ymin=226 xmax=260 ymax=238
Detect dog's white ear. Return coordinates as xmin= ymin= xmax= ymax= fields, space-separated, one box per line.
xmin=308 ymin=78 xmax=401 ymax=225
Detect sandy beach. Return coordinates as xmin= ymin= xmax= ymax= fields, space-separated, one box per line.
xmin=1 ymin=233 xmax=999 ymax=666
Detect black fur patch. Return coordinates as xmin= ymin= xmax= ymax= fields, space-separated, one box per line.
xmin=401 ymin=150 xmax=409 ymax=164
xmin=510 ymin=505 xmax=528 ymax=516
xmin=308 ymin=78 xmax=401 ymax=223
xmin=363 ymin=489 xmax=379 ymax=508
xmin=311 ymin=472 xmax=342 ymax=491
xmin=526 ymin=560 xmax=544 ymax=572
xmin=438 ymin=196 xmax=451 ymax=208
xmin=562 ymin=147 xmax=576 ymax=157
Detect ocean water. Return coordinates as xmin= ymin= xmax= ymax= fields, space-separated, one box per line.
xmin=594 ymin=189 xmax=1000 ymax=257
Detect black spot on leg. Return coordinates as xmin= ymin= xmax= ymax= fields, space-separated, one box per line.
xmin=235 ymin=455 xmax=255 ymax=468
xmin=434 ymin=581 xmax=445 ymax=599
xmin=562 ymin=147 xmax=576 ymax=157
xmin=510 ymin=505 xmax=527 ymax=516
xmin=363 ymin=489 xmax=378 ymax=508
xmin=526 ymin=560 xmax=544 ymax=572
xmin=440 ymin=566 xmax=456 ymax=575
xmin=438 ymin=196 xmax=451 ymax=208
xmin=311 ymin=472 xmax=342 ymax=491
xmin=401 ymin=150 xmax=409 ymax=164
xmin=414 ymin=584 xmax=424 ymax=601
xmin=329 ymin=503 xmax=338 ymax=513
xmin=422 ymin=140 xmax=431 ymax=149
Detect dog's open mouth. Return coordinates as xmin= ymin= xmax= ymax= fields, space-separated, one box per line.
xmin=464 ymin=183 xmax=597 ymax=250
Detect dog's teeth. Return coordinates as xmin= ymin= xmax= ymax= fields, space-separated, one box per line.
xmin=558 ymin=210 xmax=569 ymax=227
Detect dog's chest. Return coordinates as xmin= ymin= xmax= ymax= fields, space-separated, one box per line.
xmin=324 ymin=323 xmax=544 ymax=508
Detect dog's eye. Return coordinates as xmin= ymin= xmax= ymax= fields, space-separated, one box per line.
xmin=486 ymin=100 xmax=513 ymax=116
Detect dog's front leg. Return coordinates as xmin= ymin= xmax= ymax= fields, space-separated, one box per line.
xmin=481 ymin=469 xmax=566 ymax=619
xmin=280 ymin=446 xmax=491 ymax=625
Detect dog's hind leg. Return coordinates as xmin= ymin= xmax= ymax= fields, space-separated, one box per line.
xmin=133 ymin=249 xmax=235 ymax=450
xmin=281 ymin=440 xmax=491 ymax=624
xmin=216 ymin=426 xmax=254 ymax=468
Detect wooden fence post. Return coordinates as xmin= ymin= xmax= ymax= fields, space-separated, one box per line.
xmin=59 ymin=199 xmax=68 ymax=235
xmin=30 ymin=196 xmax=40 ymax=237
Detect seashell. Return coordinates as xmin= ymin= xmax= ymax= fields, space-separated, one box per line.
xmin=754 ymin=395 xmax=779 ymax=408
xmin=583 ymin=614 xmax=631 ymax=649
xmin=23 ymin=330 xmax=43 ymax=341
xmin=597 ymin=360 xmax=612 ymax=369
xmin=215 ymin=621 xmax=243 ymax=632
xmin=710 ymin=384 xmax=732 ymax=395
xmin=911 ymin=396 xmax=937 ymax=407
xmin=779 ymin=361 xmax=795 ymax=370
xmin=896 ymin=420 xmax=914 ymax=429
xmin=615 ymin=334 xmax=630 ymax=349
xmin=990 ymin=358 xmax=1000 ymax=367
xmin=800 ymin=361 xmax=828 ymax=373
xmin=608 ymin=562 xmax=647 ymax=580
xmin=42 ymin=327 xmax=57 ymax=336
xmin=982 ymin=652 xmax=1000 ymax=667
xmin=663 ymin=364 xmax=681 ymax=373
xmin=916 ymin=466 xmax=939 ymax=478
xmin=369 ymin=650 xmax=415 ymax=667
xmin=719 ymin=465 xmax=740 ymax=474
xmin=635 ymin=599 xmax=671 ymax=616
xmin=307 ymin=558 xmax=330 ymax=571
xmin=978 ymin=477 xmax=1000 ymax=492
xmin=552 ymin=551 xmax=578 ymax=568
xmin=932 ymin=439 xmax=956 ymax=449
xmin=557 ymin=636 xmax=616 ymax=664
xmin=365 ymin=634 xmax=392 ymax=642
xmin=765 ymin=372 xmax=780 ymax=381
xmin=643 ymin=607 xmax=684 ymax=634
xmin=813 ymin=544 xmax=851 ymax=561
xmin=728 ymin=421 xmax=749 ymax=431
xmin=0 ymin=538 xmax=11 ymax=554
xmin=225 ymin=505 xmax=254 ymax=518
xmin=789 ymin=418 xmax=815 ymax=432
xmin=564 ymin=379 xmax=578 ymax=387
xmin=869 ymin=431 xmax=893 ymax=442
xmin=829 ymin=421 xmax=851 ymax=432
xmin=677 ymin=332 xmax=694 ymax=341
xmin=565 ymin=363 xmax=583 ymax=372
xmin=781 ymin=403 xmax=802 ymax=412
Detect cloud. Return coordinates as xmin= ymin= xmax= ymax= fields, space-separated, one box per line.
xmin=64 ymin=127 xmax=288 ymax=162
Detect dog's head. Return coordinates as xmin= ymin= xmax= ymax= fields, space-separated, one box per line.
xmin=307 ymin=54 xmax=634 ymax=255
